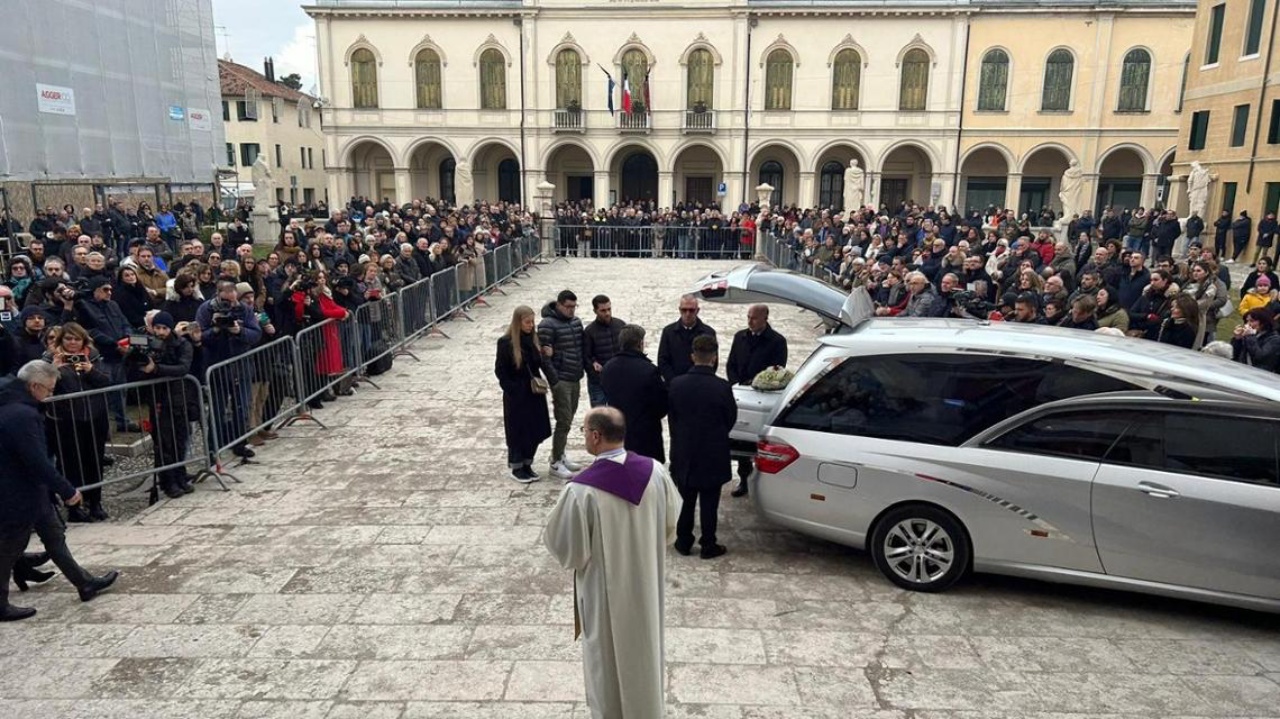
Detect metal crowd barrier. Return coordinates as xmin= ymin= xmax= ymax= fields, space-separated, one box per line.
xmin=31 ymin=232 xmax=551 ymax=504
xmin=550 ymin=224 xmax=753 ymax=260
xmin=203 ymin=335 xmax=302 ymax=480
xmin=42 ymin=374 xmax=216 ymax=499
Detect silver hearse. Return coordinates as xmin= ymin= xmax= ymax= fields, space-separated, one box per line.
xmin=694 ymin=264 xmax=1280 ymax=612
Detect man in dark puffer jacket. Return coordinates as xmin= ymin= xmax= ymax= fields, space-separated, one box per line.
xmin=583 ymin=294 xmax=626 ymax=408
xmin=538 ymin=289 xmax=586 ymax=479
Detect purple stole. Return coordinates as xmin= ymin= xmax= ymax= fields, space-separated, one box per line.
xmin=571 ymin=451 xmax=653 ymax=506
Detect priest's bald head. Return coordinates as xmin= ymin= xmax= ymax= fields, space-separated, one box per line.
xmin=583 ymin=407 xmax=626 ymax=456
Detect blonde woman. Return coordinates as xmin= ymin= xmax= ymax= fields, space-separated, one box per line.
xmin=495 ymin=305 xmax=556 ymax=483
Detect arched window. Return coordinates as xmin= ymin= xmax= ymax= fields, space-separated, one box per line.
xmin=831 ymin=48 xmax=861 ymax=111
xmin=556 ymin=48 xmax=582 ymax=109
xmin=764 ymin=49 xmax=793 ymax=111
xmin=498 ymin=158 xmax=521 ymax=203
xmin=686 ymin=48 xmax=714 ymax=109
xmin=479 ymin=48 xmax=507 ymax=110
xmin=759 ymin=160 xmax=784 ymax=206
xmin=977 ymin=49 xmax=1009 ymax=111
xmin=1041 ymin=49 xmax=1074 ymax=111
xmin=819 ymin=161 xmax=845 ymax=209
xmin=440 ymin=158 xmax=456 ymax=204
xmin=899 ymin=48 xmax=930 ymax=111
xmin=350 ymin=48 xmax=378 ymax=109
xmin=1118 ymin=49 xmax=1151 ymax=112
xmin=621 ymin=49 xmax=649 ymax=111
xmin=414 ymin=48 xmax=442 ymax=109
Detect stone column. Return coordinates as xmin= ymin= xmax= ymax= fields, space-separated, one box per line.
xmin=867 ymin=172 xmax=881 ymax=210
xmin=798 ymin=171 xmax=815 ymax=209
xmin=754 ymin=183 xmax=774 ymax=257
xmin=1167 ymin=175 xmax=1188 ymax=217
xmin=328 ymin=168 xmax=351 ymax=207
xmin=1004 ymin=173 xmax=1023 ymax=217
xmin=593 ymin=170 xmax=611 ymax=208
xmin=534 ymin=180 xmax=555 ymax=256
xmin=1140 ymin=173 xmax=1160 ymax=210
xmin=658 ymin=171 xmax=674 ymax=208
xmin=394 ymin=167 xmax=411 ymax=206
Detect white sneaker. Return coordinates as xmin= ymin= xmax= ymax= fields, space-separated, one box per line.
xmin=550 ymin=461 xmax=575 ymax=479
xmin=1225 ymin=259 xmax=1236 ymax=264
xmin=561 ymin=458 xmax=585 ymax=472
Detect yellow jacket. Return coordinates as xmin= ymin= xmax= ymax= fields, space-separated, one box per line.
xmin=1239 ymin=290 xmax=1275 ymax=317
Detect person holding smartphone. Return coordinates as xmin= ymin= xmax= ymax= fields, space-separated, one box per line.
xmin=41 ymin=323 xmax=114 ymax=522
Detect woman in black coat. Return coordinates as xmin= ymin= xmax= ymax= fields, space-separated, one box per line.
xmin=113 ymin=266 xmax=152 ymax=329
xmin=43 ymin=322 xmax=114 ymax=521
xmin=495 ymin=305 xmax=554 ymax=483
xmin=1158 ymin=294 xmax=1202 ymax=350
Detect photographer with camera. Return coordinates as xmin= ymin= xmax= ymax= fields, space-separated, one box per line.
xmin=42 ymin=323 xmax=113 ymax=522
xmin=129 ymin=312 xmax=195 ymax=498
xmin=197 ymin=281 xmax=262 ymax=459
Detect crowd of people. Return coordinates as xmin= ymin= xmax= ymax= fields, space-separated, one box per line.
xmin=767 ymin=201 xmax=1278 ymax=366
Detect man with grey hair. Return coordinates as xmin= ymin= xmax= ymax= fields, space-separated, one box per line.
xmin=657 ymin=294 xmax=717 ymax=383
xmin=0 ymin=361 xmax=118 ymax=621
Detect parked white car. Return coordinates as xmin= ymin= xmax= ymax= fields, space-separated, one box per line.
xmin=695 ymin=264 xmax=1280 ymax=612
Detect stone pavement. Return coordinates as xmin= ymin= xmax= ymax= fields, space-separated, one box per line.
xmin=3 ymin=258 xmax=1279 ymax=719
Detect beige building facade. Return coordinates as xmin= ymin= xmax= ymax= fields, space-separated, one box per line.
xmin=1171 ymin=0 xmax=1279 ymax=253
xmin=220 ymin=59 xmax=328 ymax=208
xmin=306 ymin=0 xmax=1194 ymax=216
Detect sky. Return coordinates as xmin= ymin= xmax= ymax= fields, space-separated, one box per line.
xmin=212 ymin=0 xmax=319 ymax=95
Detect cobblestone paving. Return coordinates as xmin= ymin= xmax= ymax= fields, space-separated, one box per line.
xmin=3 ymin=258 xmax=1278 ymax=719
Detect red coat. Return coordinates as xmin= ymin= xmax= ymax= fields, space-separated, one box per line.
xmin=740 ymin=218 xmax=756 ymax=246
xmin=296 ymin=293 xmax=348 ymax=376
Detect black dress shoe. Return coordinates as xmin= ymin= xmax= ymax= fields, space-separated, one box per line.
xmin=179 ymin=480 xmax=196 ymax=495
xmin=232 ymin=446 xmax=256 ymax=459
xmin=673 ymin=542 xmax=693 ymax=556
xmin=700 ymin=544 xmax=728 ymax=560
xmin=161 ymin=483 xmax=185 ymax=499
xmin=78 ymin=571 xmax=119 ymax=603
xmin=13 ymin=564 xmax=55 ymax=591
xmin=307 ymin=398 xmax=325 ymax=409
xmin=730 ymin=481 xmax=749 ymax=498
xmin=89 ymin=504 xmax=109 ymax=522
xmin=0 ymin=605 xmax=36 ymax=622
xmin=66 ymin=506 xmax=93 ymax=523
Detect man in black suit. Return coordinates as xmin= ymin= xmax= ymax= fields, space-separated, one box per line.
xmin=725 ymin=304 xmax=788 ymax=497
xmin=657 ymin=295 xmax=716 ymax=383
xmin=601 ymin=325 xmax=668 ymax=463
xmin=0 ymin=361 xmax=117 ymax=621
xmin=668 ymin=335 xmax=736 ymax=559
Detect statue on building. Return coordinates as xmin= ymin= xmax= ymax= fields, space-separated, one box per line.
xmin=843 ymin=159 xmax=865 ymax=213
xmin=1186 ymin=161 xmax=1216 ymax=220
xmin=1057 ymin=159 xmax=1083 ymax=220
xmin=251 ymin=153 xmax=275 ymax=210
xmin=454 ymin=159 xmax=474 ymax=207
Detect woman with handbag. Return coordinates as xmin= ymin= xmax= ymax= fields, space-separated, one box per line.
xmin=495 ymin=305 xmax=555 ymax=483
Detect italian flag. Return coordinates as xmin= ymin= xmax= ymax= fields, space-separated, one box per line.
xmin=621 ymin=70 xmax=632 ymax=114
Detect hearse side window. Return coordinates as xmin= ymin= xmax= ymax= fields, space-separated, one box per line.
xmin=776 ymin=354 xmax=1137 ymax=447
xmin=1105 ymin=413 xmax=1280 ymax=486
xmin=983 ymin=410 xmax=1136 ymax=461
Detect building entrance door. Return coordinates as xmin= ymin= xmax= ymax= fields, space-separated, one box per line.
xmin=881 ymin=178 xmax=909 ymax=210
xmin=376 ymin=171 xmax=396 ymax=204
xmin=567 ymin=175 xmax=593 ymax=202
xmin=685 ymin=177 xmax=713 ymax=205
xmin=620 ymin=152 xmax=658 ymax=203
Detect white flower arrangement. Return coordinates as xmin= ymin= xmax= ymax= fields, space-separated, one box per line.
xmin=751 ymin=366 xmax=795 ymax=392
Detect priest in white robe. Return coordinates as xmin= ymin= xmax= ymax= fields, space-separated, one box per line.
xmin=544 ymin=406 xmax=681 ymax=719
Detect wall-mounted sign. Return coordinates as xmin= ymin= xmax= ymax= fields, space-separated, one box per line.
xmin=36 ymin=84 xmax=76 ymax=115
xmin=188 ymin=108 xmax=211 ymax=131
